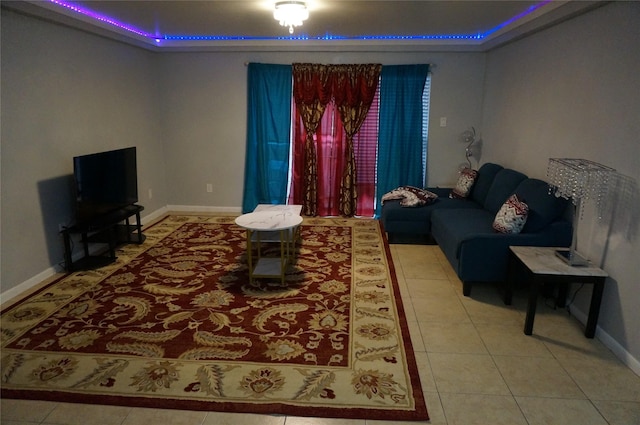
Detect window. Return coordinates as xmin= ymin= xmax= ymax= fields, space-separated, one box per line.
xmin=243 ymin=64 xmax=431 ymax=217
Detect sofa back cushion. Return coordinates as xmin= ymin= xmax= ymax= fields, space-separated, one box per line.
xmin=483 ymin=169 xmax=528 ymax=214
xmin=470 ymin=163 xmax=503 ymax=205
xmin=516 ymin=178 xmax=569 ymax=232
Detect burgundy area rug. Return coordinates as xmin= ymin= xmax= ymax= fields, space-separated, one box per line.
xmin=1 ymin=215 xmax=428 ymax=421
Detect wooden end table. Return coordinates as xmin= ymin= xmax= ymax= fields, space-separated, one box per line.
xmin=506 ymin=246 xmax=608 ymax=338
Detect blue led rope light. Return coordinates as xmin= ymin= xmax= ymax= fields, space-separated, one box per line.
xmin=48 ymin=0 xmax=553 ymax=44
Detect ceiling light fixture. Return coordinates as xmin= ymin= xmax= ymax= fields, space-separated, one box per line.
xmin=273 ymin=1 xmax=309 ymax=34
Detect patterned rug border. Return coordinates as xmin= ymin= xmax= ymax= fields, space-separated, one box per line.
xmin=1 ymin=215 xmax=428 ymax=421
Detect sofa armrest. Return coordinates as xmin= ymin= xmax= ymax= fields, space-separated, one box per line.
xmin=455 ymin=221 xmax=572 ymax=282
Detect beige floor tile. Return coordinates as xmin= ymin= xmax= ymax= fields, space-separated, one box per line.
xmin=405 ymin=277 xmax=457 ymax=299
xmin=0 ymin=399 xmax=58 ymax=423
xmin=400 ymin=260 xmax=449 ymax=280
xmin=558 ymin=354 xmax=640 ymax=401
xmin=412 ymin=296 xmax=470 ymax=324
xmin=459 ymin=294 xmax=523 ymax=326
xmin=592 ymin=400 xmax=640 ymax=425
xmin=392 ymin=244 xmax=440 ymax=262
xmin=419 ymin=321 xmax=487 ymax=354
xmin=493 ymin=355 xmax=585 ymax=398
xmin=475 ymin=323 xmax=553 ymax=357
xmin=428 ymin=353 xmax=510 ymax=395
xmin=422 ymin=391 xmax=447 ymax=425
xmin=284 ymin=417 xmax=365 ymax=425
xmin=399 ymin=296 xmax=418 ymax=323
xmin=440 ymin=262 xmax=460 ymax=283
xmin=3 ymin=421 xmax=40 ymax=425
xmin=440 ymin=393 xmax=527 ymax=425
xmin=365 ymin=392 xmax=446 ymax=425
xmin=413 ymin=351 xmax=437 ymax=392
xmin=407 ymin=320 xmax=427 ymax=352
xmin=202 ymin=412 xmax=285 ymax=425
xmin=365 ymin=419 xmax=433 ymax=425
xmin=395 ymin=277 xmax=411 ymax=300
xmin=44 ymin=402 xmax=132 ymax=425
xmin=516 ymin=397 xmax=608 ymax=425
xmin=121 ymin=407 xmax=207 ymax=425
xmin=433 ymin=248 xmax=448 ymax=263
xmin=535 ymin=319 xmax=615 ymax=360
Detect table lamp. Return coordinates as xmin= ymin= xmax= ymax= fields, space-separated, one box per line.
xmin=547 ymin=158 xmax=615 ymax=266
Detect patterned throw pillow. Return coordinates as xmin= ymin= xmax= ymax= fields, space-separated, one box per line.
xmin=493 ymin=194 xmax=529 ymax=234
xmin=381 ymin=186 xmax=438 ymax=207
xmin=450 ymin=168 xmax=478 ymax=199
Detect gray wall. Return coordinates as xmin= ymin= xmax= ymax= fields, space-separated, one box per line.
xmin=482 ymin=2 xmax=640 ymax=367
xmin=1 ymin=9 xmax=168 ymax=291
xmin=157 ymin=51 xmax=486 ymax=209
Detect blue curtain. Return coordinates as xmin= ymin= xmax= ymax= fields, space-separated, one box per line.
xmin=375 ymin=64 xmax=430 ymax=217
xmin=242 ymin=63 xmax=292 ymax=213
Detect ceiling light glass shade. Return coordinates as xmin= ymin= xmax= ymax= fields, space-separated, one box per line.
xmin=273 ymin=1 xmax=309 ymax=34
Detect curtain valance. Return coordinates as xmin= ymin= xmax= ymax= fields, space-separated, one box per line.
xmin=292 ymin=63 xmax=382 ymax=107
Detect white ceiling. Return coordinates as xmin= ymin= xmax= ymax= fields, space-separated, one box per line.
xmin=4 ymin=0 xmax=604 ymax=51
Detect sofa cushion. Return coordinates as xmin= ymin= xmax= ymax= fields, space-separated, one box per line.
xmin=431 ymin=208 xmax=496 ymax=261
xmin=483 ymin=169 xmax=528 ymax=214
xmin=381 ymin=196 xmax=481 ymax=229
xmin=470 ymin=163 xmax=504 ymax=205
xmin=493 ymin=194 xmax=529 ymax=234
xmin=515 ymin=178 xmax=569 ymax=233
xmin=450 ymin=168 xmax=478 ymax=199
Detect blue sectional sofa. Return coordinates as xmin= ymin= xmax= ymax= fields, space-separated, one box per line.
xmin=381 ymin=163 xmax=572 ymax=296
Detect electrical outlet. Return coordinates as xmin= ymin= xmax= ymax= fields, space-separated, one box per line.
xmin=206 ymin=183 xmax=213 ymax=193
xmin=440 ymin=117 xmax=447 ymax=127
xmin=148 ymin=188 xmax=153 ymax=199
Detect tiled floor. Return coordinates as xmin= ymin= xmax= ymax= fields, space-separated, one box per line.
xmin=3 ymin=242 xmax=640 ymax=424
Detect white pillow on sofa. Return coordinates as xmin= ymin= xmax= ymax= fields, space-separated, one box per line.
xmin=450 ymin=168 xmax=478 ymax=199
xmin=493 ymin=194 xmax=529 ymax=234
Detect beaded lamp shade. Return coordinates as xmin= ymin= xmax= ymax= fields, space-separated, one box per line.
xmin=547 ymin=158 xmax=615 ymax=265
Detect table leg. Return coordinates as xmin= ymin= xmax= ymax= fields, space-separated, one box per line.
xmin=585 ymin=278 xmax=605 ymax=338
xmin=280 ymin=229 xmax=286 ymax=286
xmin=246 ymin=229 xmax=253 ymax=285
xmin=504 ymin=251 xmax=517 ymax=305
xmin=524 ymin=276 xmax=541 ymax=335
xmin=63 ymin=230 xmax=73 ymax=272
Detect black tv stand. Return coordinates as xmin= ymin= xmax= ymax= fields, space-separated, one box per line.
xmin=61 ymin=204 xmax=145 ymax=271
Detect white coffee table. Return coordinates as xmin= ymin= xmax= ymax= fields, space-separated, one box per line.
xmin=253 ymin=204 xmax=303 ymax=249
xmin=235 ymin=207 xmax=303 ymax=285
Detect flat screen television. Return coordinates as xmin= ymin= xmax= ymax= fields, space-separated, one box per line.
xmin=73 ymin=147 xmax=138 ymax=223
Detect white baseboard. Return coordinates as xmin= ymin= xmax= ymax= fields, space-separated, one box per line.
xmin=0 ymin=205 xmax=221 ymax=305
xmin=166 ymin=205 xmax=243 ymax=214
xmin=143 ymin=206 xmax=169 ymax=224
xmin=570 ymin=304 xmax=640 ymax=377
xmin=1 ymin=265 xmax=62 ymax=306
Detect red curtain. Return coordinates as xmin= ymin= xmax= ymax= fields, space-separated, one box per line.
xmin=332 ymin=64 xmax=381 ymax=216
xmin=290 ymin=63 xmax=381 ymax=217
xmin=291 ymin=64 xmax=333 ymax=216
